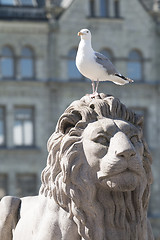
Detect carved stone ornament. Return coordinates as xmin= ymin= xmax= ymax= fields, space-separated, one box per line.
xmin=0 ymin=93 xmax=154 ymax=240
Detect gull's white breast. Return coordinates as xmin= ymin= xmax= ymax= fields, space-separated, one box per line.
xmin=76 ymin=44 xmax=107 ymax=81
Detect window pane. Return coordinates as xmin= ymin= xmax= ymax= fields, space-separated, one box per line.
xmin=68 ymin=60 xmax=82 ymax=79
xmin=24 ymin=121 xmax=33 ymax=145
xmin=21 ymin=59 xmax=34 ymax=78
xmin=128 ymin=50 xmax=142 ymax=81
xmin=2 ymin=47 xmax=13 ymax=57
xmin=129 ymin=51 xmax=141 ymax=61
xmin=16 ymin=174 xmax=37 ymax=197
xmin=68 ymin=48 xmax=82 ymax=80
xmin=100 ymin=0 xmax=109 ymax=17
xmin=0 ymin=0 xmax=14 ymax=5
xmin=21 ymin=47 xmax=33 ymax=57
xmin=13 ymin=120 xmax=23 ymax=146
xmin=100 ymin=49 xmax=112 ymax=60
xmin=89 ymin=0 xmax=95 ymax=17
xmin=1 ymin=58 xmax=14 ymax=78
xmin=21 ymin=47 xmax=34 ymax=78
xmin=68 ymin=48 xmax=76 ymax=58
xmin=14 ymin=108 xmax=34 ymax=146
xmin=20 ymin=0 xmax=33 ymax=6
xmin=15 ymin=108 xmax=32 ymax=120
xmin=127 ymin=62 xmax=142 ymax=80
xmin=114 ymin=0 xmax=120 ymax=17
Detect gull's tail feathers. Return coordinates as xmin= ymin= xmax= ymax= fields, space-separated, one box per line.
xmin=112 ymin=73 xmax=134 ymax=85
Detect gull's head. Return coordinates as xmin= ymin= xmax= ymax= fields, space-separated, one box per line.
xmin=77 ymin=29 xmax=91 ymax=40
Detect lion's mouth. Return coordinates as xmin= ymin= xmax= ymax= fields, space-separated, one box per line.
xmin=97 ymin=168 xmax=142 ymax=191
xmin=97 ymin=168 xmax=140 ymax=181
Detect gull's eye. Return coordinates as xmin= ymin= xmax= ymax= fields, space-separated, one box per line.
xmin=86 ymin=31 xmax=89 ymax=33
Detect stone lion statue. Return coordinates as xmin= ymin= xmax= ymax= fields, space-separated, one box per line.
xmin=0 ymin=93 xmax=154 ymax=240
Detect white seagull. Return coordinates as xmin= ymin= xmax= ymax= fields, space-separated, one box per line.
xmin=76 ymin=28 xmax=133 ymax=96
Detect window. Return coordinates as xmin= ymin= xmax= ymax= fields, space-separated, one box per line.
xmin=89 ymin=0 xmax=95 ymax=17
xmin=0 ymin=0 xmax=37 ymax=6
xmin=0 ymin=174 xmax=8 ymax=199
xmin=127 ymin=50 xmax=143 ymax=81
xmin=13 ymin=107 xmax=34 ymax=147
xmin=0 ymin=107 xmax=5 ymax=146
xmin=100 ymin=0 xmax=109 ymax=17
xmin=20 ymin=0 xmax=37 ymax=6
xmin=100 ymin=49 xmax=114 ymax=62
xmin=68 ymin=48 xmax=82 ymax=80
xmin=0 ymin=0 xmax=14 ymax=5
xmin=16 ymin=173 xmax=37 ymax=197
xmin=1 ymin=46 xmax=14 ymax=78
xmin=114 ymin=0 xmax=120 ymax=17
xmin=20 ymin=47 xmax=34 ymax=79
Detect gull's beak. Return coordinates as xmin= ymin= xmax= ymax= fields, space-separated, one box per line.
xmin=78 ymin=32 xmax=84 ymax=36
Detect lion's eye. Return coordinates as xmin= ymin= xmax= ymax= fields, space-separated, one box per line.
xmin=93 ymin=135 xmax=109 ymax=146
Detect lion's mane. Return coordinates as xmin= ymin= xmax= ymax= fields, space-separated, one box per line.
xmin=39 ymin=93 xmax=153 ymax=240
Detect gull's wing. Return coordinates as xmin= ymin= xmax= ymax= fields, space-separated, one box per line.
xmin=94 ymin=52 xmax=119 ymax=75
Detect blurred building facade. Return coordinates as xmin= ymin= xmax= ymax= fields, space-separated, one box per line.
xmin=0 ymin=0 xmax=160 ymax=238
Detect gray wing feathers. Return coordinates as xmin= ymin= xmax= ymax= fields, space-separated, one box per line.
xmin=94 ymin=52 xmax=119 ymax=75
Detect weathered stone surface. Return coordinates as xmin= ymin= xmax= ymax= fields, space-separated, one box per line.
xmin=0 ymin=94 xmax=154 ymax=239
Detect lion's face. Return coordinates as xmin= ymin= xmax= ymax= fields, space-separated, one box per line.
xmin=82 ymin=118 xmax=146 ymax=192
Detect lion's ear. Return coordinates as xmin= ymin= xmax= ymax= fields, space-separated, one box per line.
xmin=59 ymin=117 xmax=75 ymax=134
xmin=58 ymin=111 xmax=82 ymax=134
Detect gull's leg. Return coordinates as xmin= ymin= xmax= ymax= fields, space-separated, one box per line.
xmin=92 ymin=80 xmax=95 ymax=94
xmin=90 ymin=80 xmax=99 ymax=98
xmin=95 ymin=80 xmax=99 ymax=93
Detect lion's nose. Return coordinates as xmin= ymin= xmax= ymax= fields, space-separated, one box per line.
xmin=113 ymin=132 xmax=136 ymax=159
xmin=116 ymin=148 xmax=136 ymax=159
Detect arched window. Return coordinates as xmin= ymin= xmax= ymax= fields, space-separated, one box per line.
xmin=127 ymin=50 xmax=143 ymax=81
xmin=1 ymin=46 xmax=14 ymax=78
xmin=100 ymin=49 xmax=114 ymax=62
xmin=100 ymin=0 xmax=109 ymax=17
xmin=68 ymin=48 xmax=82 ymax=80
xmin=20 ymin=47 xmax=34 ymax=79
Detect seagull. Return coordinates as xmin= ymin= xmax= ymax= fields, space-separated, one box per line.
xmin=76 ymin=28 xmax=133 ymax=97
